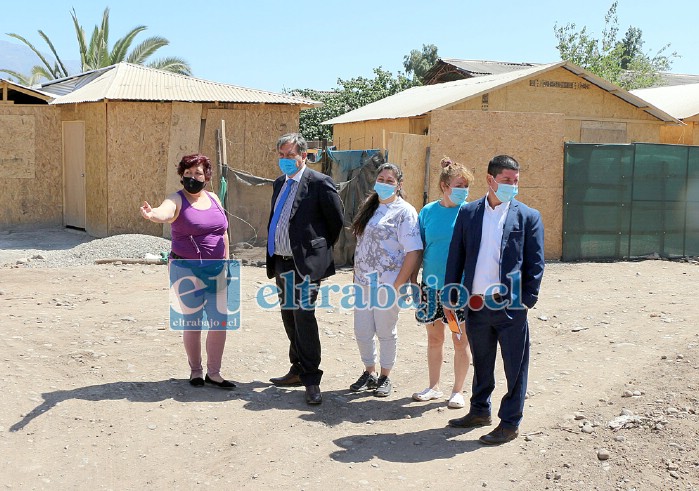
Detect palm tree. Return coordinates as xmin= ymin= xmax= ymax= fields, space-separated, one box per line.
xmin=2 ymin=30 xmax=69 ymax=85
xmin=1 ymin=7 xmax=191 ymax=85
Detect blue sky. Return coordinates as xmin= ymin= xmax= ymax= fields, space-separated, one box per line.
xmin=1 ymin=0 xmax=697 ymax=92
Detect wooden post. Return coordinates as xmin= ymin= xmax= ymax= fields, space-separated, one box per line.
xmin=215 ymin=129 xmax=223 ymax=184
xmin=423 ymin=146 xmax=431 ymax=206
xmin=221 ymin=119 xmax=228 ymax=173
xmin=220 ymin=120 xmax=229 ymax=193
xmin=217 ymin=121 xmax=231 ymax=248
xmin=321 ymin=138 xmax=329 ymax=175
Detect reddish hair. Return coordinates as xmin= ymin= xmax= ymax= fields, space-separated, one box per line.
xmin=177 ymin=154 xmax=212 ymax=180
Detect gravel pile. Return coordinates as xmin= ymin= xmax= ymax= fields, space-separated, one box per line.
xmin=14 ymin=234 xmax=172 ymax=268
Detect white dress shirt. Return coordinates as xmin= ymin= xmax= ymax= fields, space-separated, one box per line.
xmin=472 ymin=195 xmax=510 ymax=295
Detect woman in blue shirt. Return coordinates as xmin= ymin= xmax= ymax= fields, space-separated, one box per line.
xmin=413 ymin=157 xmax=474 ymax=408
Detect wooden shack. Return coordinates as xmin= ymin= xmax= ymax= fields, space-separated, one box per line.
xmin=323 ymin=61 xmax=682 ymax=259
xmin=0 ymin=63 xmax=317 ymax=239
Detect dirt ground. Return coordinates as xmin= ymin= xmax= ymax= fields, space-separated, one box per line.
xmin=1 ymin=233 xmax=698 ymax=490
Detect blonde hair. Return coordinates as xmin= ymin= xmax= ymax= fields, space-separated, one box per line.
xmin=439 ymin=156 xmax=474 ymax=192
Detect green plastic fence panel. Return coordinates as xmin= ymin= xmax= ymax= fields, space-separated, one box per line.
xmin=563 ymin=143 xmax=634 ymax=261
xmin=564 ymin=142 xmax=699 ymax=260
xmin=629 ymin=144 xmax=690 ymax=257
xmin=686 ymin=146 xmax=699 ymax=256
xmin=629 ymin=201 xmax=687 ymax=257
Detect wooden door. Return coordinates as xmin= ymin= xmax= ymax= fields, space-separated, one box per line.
xmin=62 ymin=121 xmax=86 ymax=229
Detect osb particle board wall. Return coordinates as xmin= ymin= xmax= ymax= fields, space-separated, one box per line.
xmin=483 ymin=67 xmax=659 ymax=122
xmin=202 ymin=105 xmax=299 ymax=181
xmin=0 ymin=106 xmax=62 ymax=227
xmin=386 ymin=132 xmax=429 ymax=211
xmin=660 ymin=124 xmax=692 ymax=145
xmin=0 ymin=114 xmax=35 ymax=179
xmin=106 ymin=101 xmax=171 ymax=235
xmin=163 ymin=102 xmax=203 ymax=238
xmin=429 ymin=110 xmax=565 ymax=259
xmin=242 ymin=105 xmax=298 ymax=177
xmin=333 ymin=118 xmax=410 ymax=151
xmin=560 ymin=119 xmax=661 ymax=144
xmin=202 ymin=108 xmax=244 ymax=186
xmin=448 ymin=67 xmax=663 ymax=144
xmin=61 ymin=103 xmax=108 ymax=236
xmin=626 ymin=122 xmax=663 ymax=143
xmin=661 ymin=121 xmax=698 ymax=145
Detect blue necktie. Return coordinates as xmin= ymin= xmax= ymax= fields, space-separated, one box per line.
xmin=267 ymin=180 xmax=293 ymax=256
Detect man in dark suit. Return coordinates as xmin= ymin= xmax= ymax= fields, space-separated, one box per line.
xmin=266 ymin=133 xmax=344 ymax=405
xmin=444 ymin=155 xmax=544 ymax=444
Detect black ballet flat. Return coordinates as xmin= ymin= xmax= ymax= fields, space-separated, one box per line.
xmin=189 ymin=377 xmax=205 ymax=387
xmin=205 ymin=374 xmax=236 ymax=389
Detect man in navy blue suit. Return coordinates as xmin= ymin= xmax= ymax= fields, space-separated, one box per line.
xmin=266 ymin=133 xmax=344 ymax=406
xmin=443 ymin=155 xmax=544 ymax=444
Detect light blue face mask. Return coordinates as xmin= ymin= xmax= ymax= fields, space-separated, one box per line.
xmin=374 ymin=182 xmax=397 ymax=200
xmin=279 ymin=158 xmax=299 ymax=176
xmin=493 ymin=182 xmax=518 ymax=203
xmin=449 ymin=187 xmax=469 ymax=205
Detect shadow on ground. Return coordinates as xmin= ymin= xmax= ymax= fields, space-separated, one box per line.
xmin=11 ymin=379 xmax=465 ymax=435
xmin=0 ymin=226 xmax=91 ymax=252
xmin=330 ymin=427 xmax=483 ymax=462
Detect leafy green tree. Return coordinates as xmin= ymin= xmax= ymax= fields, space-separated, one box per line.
xmin=293 ymin=67 xmax=416 ymax=141
xmin=1 ymin=7 xmax=190 ymax=85
xmin=554 ymin=1 xmax=677 ymax=89
xmin=403 ymin=43 xmax=439 ymax=82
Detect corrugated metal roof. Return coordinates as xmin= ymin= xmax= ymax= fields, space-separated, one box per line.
xmin=421 ymin=58 xmax=542 ymax=84
xmin=322 ymin=61 xmax=681 ymax=125
xmin=658 ymin=72 xmax=699 ymax=87
xmin=40 ymin=67 xmax=112 ymax=97
xmin=631 ymin=83 xmax=699 ymax=120
xmin=438 ymin=58 xmax=541 ymax=76
xmin=44 ymin=63 xmax=319 ymax=106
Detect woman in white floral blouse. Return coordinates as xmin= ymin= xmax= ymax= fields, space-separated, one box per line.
xmin=348 ymin=163 xmax=423 ymax=398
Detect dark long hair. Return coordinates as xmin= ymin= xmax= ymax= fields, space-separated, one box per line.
xmin=351 ymin=163 xmax=403 ymax=237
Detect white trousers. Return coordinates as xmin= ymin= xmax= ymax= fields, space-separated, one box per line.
xmin=353 ymin=284 xmax=400 ymax=370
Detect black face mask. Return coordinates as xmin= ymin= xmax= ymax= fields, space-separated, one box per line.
xmin=181 ymin=176 xmax=206 ymax=194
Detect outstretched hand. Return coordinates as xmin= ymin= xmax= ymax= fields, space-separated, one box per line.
xmin=140 ymin=201 xmax=153 ymax=220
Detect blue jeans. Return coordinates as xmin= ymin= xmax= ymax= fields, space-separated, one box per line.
xmin=466 ymin=307 xmax=530 ymax=430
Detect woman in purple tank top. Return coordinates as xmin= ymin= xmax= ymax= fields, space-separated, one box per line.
xmin=140 ymin=154 xmax=235 ymax=389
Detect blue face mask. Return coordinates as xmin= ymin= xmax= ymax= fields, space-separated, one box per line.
xmin=448 ymin=187 xmax=469 ymax=205
xmin=279 ymin=158 xmax=299 ymax=176
xmin=374 ymin=182 xmax=397 ymax=200
xmin=492 ymin=182 xmax=518 ymax=203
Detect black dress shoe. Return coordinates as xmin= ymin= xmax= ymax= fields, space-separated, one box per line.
xmin=305 ymin=385 xmax=322 ymax=405
xmin=270 ymin=371 xmax=302 ymax=386
xmin=448 ymin=412 xmax=492 ymax=428
xmin=205 ymin=374 xmax=236 ymax=389
xmin=189 ymin=377 xmax=205 ymax=387
xmin=479 ymin=425 xmax=519 ymax=445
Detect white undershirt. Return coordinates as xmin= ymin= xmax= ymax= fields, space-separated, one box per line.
xmin=472 ymin=195 xmax=510 ymax=295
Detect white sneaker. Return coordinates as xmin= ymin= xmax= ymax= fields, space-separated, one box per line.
xmin=412 ymin=387 xmax=444 ymax=401
xmin=448 ymin=392 xmax=465 ymax=408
